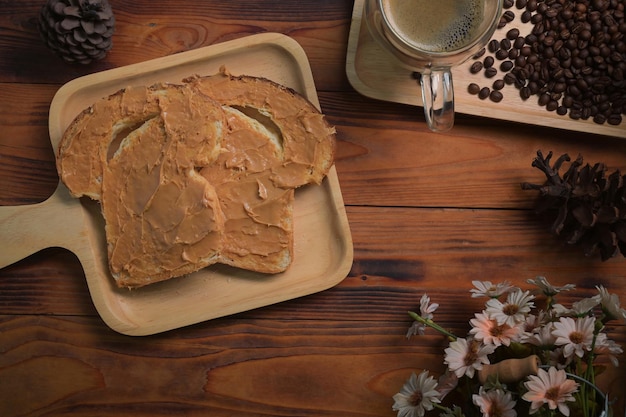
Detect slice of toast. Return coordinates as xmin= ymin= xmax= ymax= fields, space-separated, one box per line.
xmin=185 ymin=69 xmax=336 ymax=188
xmin=102 ymin=85 xmax=227 ymax=287
xmin=56 ymin=72 xmax=336 ymax=288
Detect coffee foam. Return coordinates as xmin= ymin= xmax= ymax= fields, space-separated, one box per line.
xmin=382 ymin=0 xmax=484 ymax=53
xmin=437 ymin=7 xmax=482 ymax=51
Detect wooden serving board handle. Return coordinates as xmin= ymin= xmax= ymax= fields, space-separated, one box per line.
xmin=0 ymin=184 xmax=86 ymax=268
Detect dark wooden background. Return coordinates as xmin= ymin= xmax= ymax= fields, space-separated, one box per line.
xmin=1 ymin=1 xmax=625 ymax=416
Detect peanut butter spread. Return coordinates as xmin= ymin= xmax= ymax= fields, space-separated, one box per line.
xmin=56 ymin=70 xmax=336 ymax=288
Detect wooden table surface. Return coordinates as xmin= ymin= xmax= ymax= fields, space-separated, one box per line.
xmin=1 ymin=1 xmax=625 ymax=416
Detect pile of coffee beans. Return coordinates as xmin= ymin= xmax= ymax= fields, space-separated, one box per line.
xmin=467 ymin=0 xmax=625 ymax=126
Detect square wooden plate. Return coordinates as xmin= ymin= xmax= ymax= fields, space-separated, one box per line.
xmin=48 ymin=33 xmax=353 ymax=336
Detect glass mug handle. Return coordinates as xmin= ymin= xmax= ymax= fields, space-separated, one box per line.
xmin=418 ymin=68 xmax=455 ymax=132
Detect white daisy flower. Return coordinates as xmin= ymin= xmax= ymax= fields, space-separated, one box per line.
xmin=485 ymin=289 xmax=535 ymax=326
xmin=419 ymin=293 xmax=439 ymax=319
xmin=522 ymin=367 xmax=579 ymax=416
xmin=435 ymin=369 xmax=459 ymax=400
xmin=444 ymin=338 xmax=495 ymax=378
xmin=550 ymin=303 xmax=572 ymax=317
xmin=594 ymin=332 xmax=623 ymax=367
xmin=519 ymin=311 xmax=548 ymax=341
xmin=392 ymin=371 xmax=441 ymax=417
xmin=595 ymin=285 xmax=626 ymax=322
xmin=406 ymin=294 xmax=439 ymax=338
xmin=521 ymin=321 xmax=557 ymax=347
xmin=571 ymin=296 xmax=600 ymax=316
xmin=526 ymin=276 xmax=575 ymax=296
xmin=469 ymin=312 xmax=522 ymax=347
xmin=546 ymin=346 xmax=572 ymax=369
xmin=552 ymin=316 xmax=596 ymax=359
xmin=522 ymin=311 xmax=547 ymax=332
xmin=472 ymin=387 xmax=517 ymax=417
xmin=470 ymin=281 xmax=514 ymax=298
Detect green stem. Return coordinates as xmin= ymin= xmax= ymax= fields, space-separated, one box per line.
xmin=433 ymin=403 xmax=451 ymax=412
xmin=408 ymin=311 xmax=458 ymax=341
xmin=583 ymin=333 xmax=598 ymax=417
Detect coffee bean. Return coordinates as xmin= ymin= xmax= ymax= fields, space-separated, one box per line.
xmin=513 ymin=36 xmax=525 ymax=50
xmin=520 ymin=86 xmax=531 ymax=100
xmin=479 ymin=87 xmax=491 ymax=99
xmin=500 ymin=60 xmax=514 ymax=71
xmin=506 ymin=28 xmax=520 ymax=40
xmin=504 ymin=0 xmax=514 ymax=8
xmin=531 ymin=13 xmax=543 ymax=24
xmin=504 ymin=73 xmax=517 ymax=84
xmin=485 ymin=67 xmax=498 ymax=78
xmin=488 ymin=39 xmax=500 ymax=53
xmin=468 ymin=83 xmax=481 ymax=95
xmin=490 ymin=90 xmax=504 ymax=102
xmin=484 ymin=56 xmax=495 ymax=69
xmin=536 ymin=3 xmax=548 ymax=14
xmin=570 ymin=109 xmax=582 ymax=120
xmin=547 ymin=100 xmax=559 ymax=111
xmin=496 ymin=49 xmax=510 ymax=60
xmin=470 ymin=61 xmax=484 ymax=74
xmin=493 ymin=79 xmax=505 ymax=90
xmin=503 ymin=10 xmax=515 ymax=22
xmin=608 ymin=114 xmax=623 ymax=125
xmin=594 ymin=113 xmax=607 ymax=124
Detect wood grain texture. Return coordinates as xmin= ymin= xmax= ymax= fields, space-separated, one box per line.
xmin=0 ymin=314 xmax=623 ymax=417
xmin=0 ymin=0 xmax=353 ymax=91
xmin=0 ymin=83 xmax=59 ymax=204
xmin=3 ymin=206 xmax=626 ymax=319
xmin=1 ymin=0 xmax=626 ymax=416
xmin=3 ymin=87 xmax=626 ymax=209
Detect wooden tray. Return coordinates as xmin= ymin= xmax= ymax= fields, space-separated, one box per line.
xmin=346 ymin=0 xmax=625 ymax=138
xmin=1 ymin=33 xmax=353 ymax=336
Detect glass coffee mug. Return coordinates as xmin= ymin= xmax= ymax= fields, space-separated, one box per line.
xmin=365 ymin=0 xmax=503 ymax=132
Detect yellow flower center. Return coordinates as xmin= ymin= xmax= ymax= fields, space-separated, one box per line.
xmin=490 ymin=324 xmax=505 ymax=337
xmin=545 ymin=386 xmax=561 ymax=402
xmin=464 ymin=340 xmax=480 ymax=365
xmin=489 ymin=404 xmax=505 ymax=417
xmin=502 ymin=304 xmax=519 ymax=316
xmin=569 ymin=331 xmax=584 ymax=344
xmin=409 ymin=391 xmax=423 ymax=406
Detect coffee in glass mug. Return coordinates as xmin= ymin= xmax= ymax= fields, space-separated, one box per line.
xmin=365 ymin=0 xmax=503 ymax=132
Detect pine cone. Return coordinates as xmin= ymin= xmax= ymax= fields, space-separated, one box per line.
xmin=38 ymin=0 xmax=115 ymax=64
xmin=521 ymin=150 xmax=626 ymax=261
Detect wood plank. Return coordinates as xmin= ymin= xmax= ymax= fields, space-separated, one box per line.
xmin=332 ymin=113 xmax=626 ymax=208
xmin=3 ymin=207 xmax=626 ymax=323
xmin=0 ymin=314 xmax=623 ymax=417
xmin=0 ymin=83 xmax=59 ymax=204
xmin=0 ymin=0 xmax=353 ymax=91
xmin=3 ymin=87 xmax=626 ymax=209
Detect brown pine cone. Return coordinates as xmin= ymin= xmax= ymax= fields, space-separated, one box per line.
xmin=38 ymin=0 xmax=115 ymax=64
xmin=521 ymin=150 xmax=626 ymax=261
